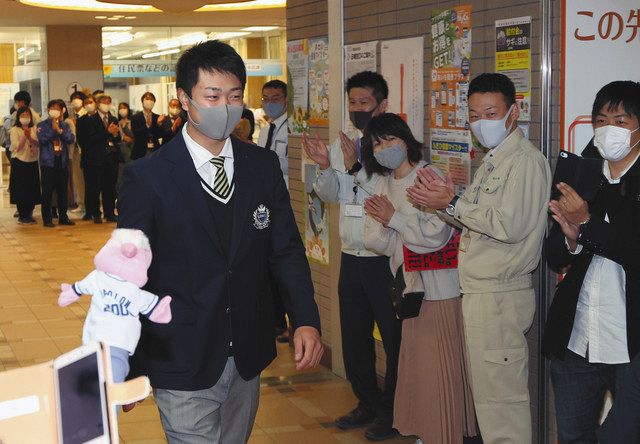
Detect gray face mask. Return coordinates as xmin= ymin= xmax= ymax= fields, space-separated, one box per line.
xmin=187 ymin=98 xmax=243 ymax=140
xmin=264 ymin=102 xmax=286 ymax=119
xmin=374 ymin=144 xmax=406 ymax=170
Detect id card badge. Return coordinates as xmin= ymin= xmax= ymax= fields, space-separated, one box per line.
xmin=345 ymin=203 xmax=364 ymax=217
xmin=147 ymin=141 xmax=154 ymax=149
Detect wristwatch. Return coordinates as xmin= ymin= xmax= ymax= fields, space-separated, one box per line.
xmin=347 ymin=161 xmax=362 ymax=176
xmin=445 ymin=195 xmax=459 ymax=216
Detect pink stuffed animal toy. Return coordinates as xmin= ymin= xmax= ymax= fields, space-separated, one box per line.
xmin=58 ymin=228 xmax=171 ymax=384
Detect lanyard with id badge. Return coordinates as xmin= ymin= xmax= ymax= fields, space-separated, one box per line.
xmin=345 ymin=181 xmax=369 ymax=217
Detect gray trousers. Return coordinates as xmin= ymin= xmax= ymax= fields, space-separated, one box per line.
xmin=153 ymin=357 xmax=260 ymax=444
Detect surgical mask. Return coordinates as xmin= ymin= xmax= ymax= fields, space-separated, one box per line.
xmin=187 ymin=98 xmax=243 ymax=140
xmin=470 ymin=104 xmax=515 ymax=149
xmin=48 ymin=109 xmax=61 ymax=119
xmin=118 ymin=109 xmax=129 ymax=118
xmin=593 ymin=125 xmax=640 ymax=161
xmin=99 ymin=103 xmax=111 ymax=114
xmin=168 ymin=107 xmax=181 ymax=117
xmin=71 ymin=98 xmax=83 ymax=110
xmin=143 ymin=99 xmax=155 ymax=111
xmin=374 ymin=144 xmax=406 ymax=170
xmin=349 ymin=110 xmax=374 ymax=130
xmin=264 ymin=102 xmax=286 ymax=119
xmin=85 ymin=103 xmax=96 ymax=113
xmin=19 ymin=117 xmax=30 ymax=126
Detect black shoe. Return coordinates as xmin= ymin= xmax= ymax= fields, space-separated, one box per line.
xmin=82 ymin=214 xmax=92 ymax=221
xmin=43 ymin=221 xmax=55 ymax=228
xmin=13 ymin=210 xmax=19 ymax=218
xmin=93 ymin=217 xmax=102 ymax=224
xmin=59 ymin=219 xmax=75 ymax=226
xmin=105 ymin=216 xmax=118 ymax=223
xmin=364 ymin=417 xmax=398 ymax=441
xmin=335 ymin=406 xmax=377 ymax=430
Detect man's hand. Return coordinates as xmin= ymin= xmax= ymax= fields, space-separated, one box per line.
xmin=157 ymin=114 xmax=166 ymax=125
xmin=108 ymin=122 xmax=120 ymax=137
xmin=406 ymin=168 xmax=455 ymax=210
xmin=302 ymin=132 xmax=330 ymax=170
xmin=549 ymin=182 xmax=588 ymax=247
xmin=293 ymin=326 xmax=323 ymax=370
xmin=364 ymin=194 xmax=395 ymax=227
xmin=339 ymin=131 xmax=358 ymax=171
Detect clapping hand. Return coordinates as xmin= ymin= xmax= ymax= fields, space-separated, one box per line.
xmin=302 ymin=132 xmax=330 ymax=170
xmin=548 ymin=182 xmax=589 ymax=249
xmin=364 ymin=194 xmax=395 ymax=227
xmin=406 ymin=167 xmax=455 ymax=209
xmin=338 ymin=131 xmax=358 ymax=171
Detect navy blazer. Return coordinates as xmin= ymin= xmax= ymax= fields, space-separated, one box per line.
xmin=131 ymin=111 xmax=163 ymax=160
xmin=117 ymin=132 xmax=320 ymax=390
xmin=76 ymin=112 xmax=121 ymax=168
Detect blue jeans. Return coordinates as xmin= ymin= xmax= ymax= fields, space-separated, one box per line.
xmin=550 ymin=349 xmax=630 ymax=444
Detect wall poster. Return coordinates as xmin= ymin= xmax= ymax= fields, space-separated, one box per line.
xmin=287 ymin=39 xmax=309 ymax=135
xmin=303 ymin=164 xmax=330 ymax=265
xmin=308 ymin=37 xmax=330 ymax=126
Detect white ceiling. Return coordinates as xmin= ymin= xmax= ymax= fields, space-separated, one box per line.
xmin=0 ymin=0 xmax=285 ymax=26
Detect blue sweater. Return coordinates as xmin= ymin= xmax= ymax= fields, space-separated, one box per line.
xmin=37 ymin=118 xmax=75 ymax=168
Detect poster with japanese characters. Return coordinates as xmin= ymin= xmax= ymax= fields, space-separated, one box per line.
xmin=496 ymin=17 xmax=532 ymax=122
xmin=429 ymin=6 xmax=473 ymax=193
xmin=287 ymin=39 xmax=309 ymax=134
xmin=308 ymin=37 xmax=330 ymax=126
xmin=563 ymin=0 xmax=640 ymax=153
xmin=303 ymin=165 xmax=330 ymax=265
xmin=381 ymin=37 xmax=424 ymax=142
xmin=344 ymin=41 xmax=378 ymax=133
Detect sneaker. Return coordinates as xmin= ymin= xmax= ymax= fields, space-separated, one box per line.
xmin=13 ymin=210 xmax=19 ymax=218
xmin=364 ymin=417 xmax=398 ymax=441
xmin=26 ymin=217 xmax=37 ymax=224
xmin=18 ymin=218 xmax=29 ymax=225
xmin=43 ymin=221 xmax=55 ymax=228
xmin=59 ymin=219 xmax=75 ymax=226
xmin=71 ymin=207 xmax=85 ymax=214
xmin=335 ymin=406 xmax=377 ymax=430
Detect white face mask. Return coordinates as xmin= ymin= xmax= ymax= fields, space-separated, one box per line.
xmin=470 ymin=104 xmax=515 ymax=149
xmin=118 ymin=109 xmax=128 ymax=118
xmin=143 ymin=99 xmax=155 ymax=111
xmin=168 ymin=107 xmax=181 ymax=117
xmin=19 ymin=117 xmax=30 ymax=126
xmin=85 ymin=103 xmax=96 ymax=113
xmin=99 ymin=103 xmax=111 ymax=114
xmin=71 ymin=98 xmax=83 ymax=110
xmin=48 ymin=109 xmax=61 ymax=119
xmin=593 ymin=125 xmax=640 ymax=161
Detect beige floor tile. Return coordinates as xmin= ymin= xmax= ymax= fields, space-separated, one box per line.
xmin=0 ymin=321 xmax=49 ymax=340
xmin=0 ymin=305 xmax=36 ymax=323
xmin=10 ymin=337 xmax=61 ymax=361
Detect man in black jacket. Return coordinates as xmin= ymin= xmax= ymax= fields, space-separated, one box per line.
xmin=544 ymin=80 xmax=640 ymax=443
xmin=76 ymin=93 xmax=121 ymax=223
xmin=130 ymin=91 xmax=164 ymax=159
xmin=117 ymin=40 xmax=323 ymax=443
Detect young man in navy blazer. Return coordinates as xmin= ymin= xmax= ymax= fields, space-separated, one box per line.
xmin=117 ymin=40 xmax=323 ymax=442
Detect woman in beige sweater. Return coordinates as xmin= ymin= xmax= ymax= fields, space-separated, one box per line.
xmin=10 ymin=106 xmax=40 ymax=224
xmin=363 ymin=113 xmax=476 ymax=444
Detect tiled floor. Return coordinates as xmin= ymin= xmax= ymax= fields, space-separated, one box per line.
xmin=0 ymin=181 xmax=412 ymax=444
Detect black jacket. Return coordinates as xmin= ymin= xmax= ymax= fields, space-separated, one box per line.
xmin=117 ymin=133 xmax=321 ymax=390
xmin=131 ymin=111 xmax=163 ymax=160
xmin=76 ymin=112 xmax=121 ymax=168
xmin=160 ymin=112 xmax=187 ymax=146
xmin=543 ymin=142 xmax=640 ymax=361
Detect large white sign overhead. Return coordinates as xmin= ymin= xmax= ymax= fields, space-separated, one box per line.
xmin=562 ymin=1 xmax=640 ymax=153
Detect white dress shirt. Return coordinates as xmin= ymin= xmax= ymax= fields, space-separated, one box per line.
xmin=257 ymin=112 xmax=288 ymax=182
xmin=182 ymin=123 xmax=234 ymax=204
xmin=566 ymin=157 xmax=638 ymax=364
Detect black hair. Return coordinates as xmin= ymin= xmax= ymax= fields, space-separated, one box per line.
xmin=141 ymin=92 xmax=156 ymax=102
xmin=13 ymin=106 xmax=34 ymax=128
xmin=14 ymin=90 xmax=31 ymax=106
xmin=118 ymin=102 xmax=131 ymax=120
xmin=176 ymin=40 xmax=247 ymax=98
xmin=362 ymin=113 xmax=423 ymax=178
xmin=346 ymin=71 xmax=389 ymax=104
xmin=591 ymin=80 xmax=640 ymax=123
xmin=55 ymin=99 xmax=69 ymax=120
xmin=92 ymin=89 xmax=104 ymax=96
xmin=47 ymin=99 xmax=63 ymax=110
xmin=242 ymin=107 xmax=255 ymax=139
xmin=263 ymin=79 xmax=287 ymax=97
xmin=70 ymin=91 xmax=87 ymax=102
xmin=468 ymin=73 xmax=516 ymax=107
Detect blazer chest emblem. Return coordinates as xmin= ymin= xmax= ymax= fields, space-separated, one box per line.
xmin=253 ymin=204 xmax=271 ymax=229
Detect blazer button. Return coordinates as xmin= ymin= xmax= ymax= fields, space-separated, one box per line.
xmin=226 ymin=307 xmax=231 ymax=314
xmin=228 ymin=269 xmax=233 ymax=275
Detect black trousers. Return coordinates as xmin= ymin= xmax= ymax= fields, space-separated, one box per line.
xmin=338 ymin=253 xmax=400 ymax=418
xmin=83 ymin=160 xmax=118 ymax=218
xmin=40 ymin=165 xmax=68 ymax=222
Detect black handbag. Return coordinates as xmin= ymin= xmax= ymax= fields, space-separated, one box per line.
xmin=390 ymin=265 xmax=423 ymax=320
